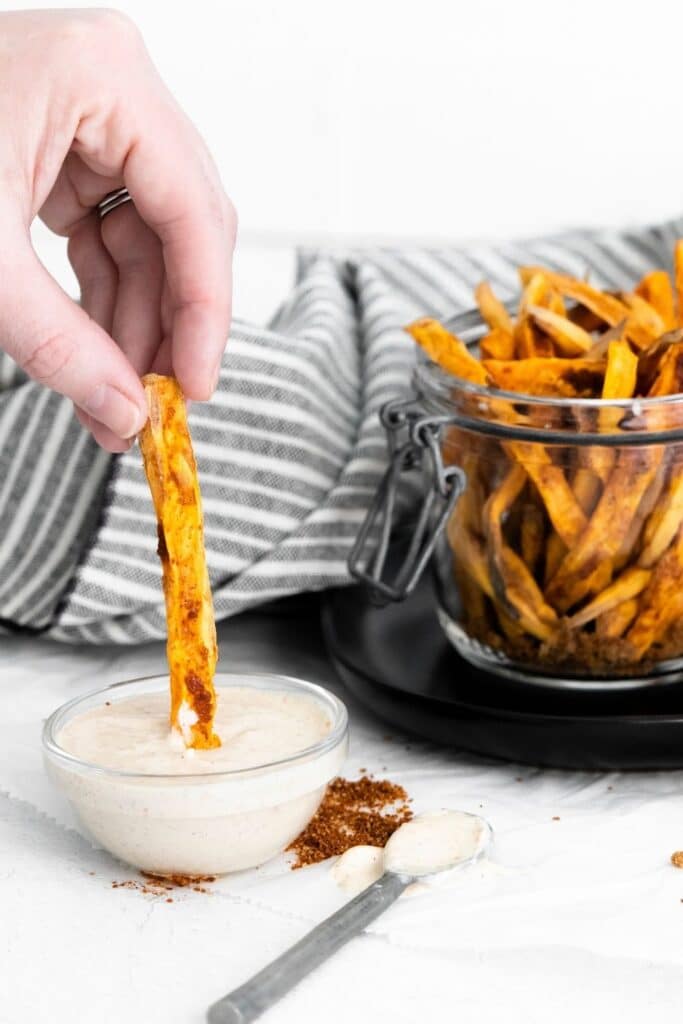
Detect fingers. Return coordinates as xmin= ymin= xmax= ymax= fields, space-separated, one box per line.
xmin=0 ymin=236 xmax=147 ymax=441
xmin=68 ymin=215 xmax=117 ymax=333
xmin=68 ymin=214 xmax=136 ymax=450
xmin=124 ymin=121 xmax=236 ymax=401
xmin=100 ymin=201 xmax=165 ymax=375
xmin=68 ymin=203 xmax=165 ymax=450
xmin=73 ymin=405 xmax=134 ymax=454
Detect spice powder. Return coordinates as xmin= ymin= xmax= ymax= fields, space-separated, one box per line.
xmin=287 ymin=775 xmax=412 ymax=869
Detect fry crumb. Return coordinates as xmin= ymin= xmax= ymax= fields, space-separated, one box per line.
xmin=671 ymin=851 xmax=683 ymax=869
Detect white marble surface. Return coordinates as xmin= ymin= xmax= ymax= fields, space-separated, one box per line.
xmin=3 ymin=599 xmax=683 ymax=1024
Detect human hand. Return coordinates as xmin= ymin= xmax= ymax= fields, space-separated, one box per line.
xmin=0 ymin=9 xmax=236 ymax=451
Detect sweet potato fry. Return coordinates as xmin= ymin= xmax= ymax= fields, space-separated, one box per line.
xmin=566 ymin=566 xmax=651 ymax=629
xmin=572 ymin=468 xmax=601 ymax=515
xmin=546 ymin=289 xmax=567 ymax=317
xmin=406 ymin=318 xmax=489 ymax=385
xmin=613 ymin=461 xmax=667 ymax=570
xmin=507 ymin=443 xmax=587 ymax=546
xmin=489 ymin=546 xmax=558 ymax=641
xmin=139 ymin=374 xmax=220 ymax=750
xmin=447 ymin=520 xmax=495 ymax=600
xmin=520 ymin=268 xmax=655 ymax=348
xmin=479 ymin=326 xmax=516 ymax=360
xmin=526 ymin=304 xmax=593 ymax=355
xmin=495 ymin=606 xmax=526 ymax=641
xmin=621 ymin=293 xmax=666 ymax=343
xmin=635 ymin=270 xmax=676 ymax=330
xmin=453 ymin=452 xmax=485 ymax=534
xmin=516 ymin=315 xmax=540 ymax=360
xmin=485 ymin=466 xmax=558 ymax=640
xmin=636 ymin=329 xmax=683 ymax=393
xmin=514 ymin=273 xmax=555 ymax=358
xmin=675 ymin=239 xmax=683 ymax=327
xmin=519 ymin=267 xmax=630 ymax=326
xmin=476 ymin=281 xmax=514 ymax=335
xmin=596 ymin=598 xmax=639 ymax=639
xmin=454 ymin=561 xmax=489 ymax=636
xmin=639 ymin=468 xmax=683 ymax=568
xmin=585 ymin=338 xmax=639 ymax=484
xmin=483 ymin=358 xmax=605 ymax=398
xmin=627 ymin=525 xmax=683 ymax=659
xmin=544 ymin=532 xmax=567 ymax=585
xmin=518 ymin=271 xmax=551 ymax=309
xmin=484 ymin=464 xmax=526 ymax=530
xmin=587 ymin=320 xmax=627 ymax=360
xmin=546 ymin=448 xmax=662 ymax=612
xmin=602 ymin=338 xmax=639 ymax=402
xmin=647 ymin=339 xmax=683 ymax=397
xmin=520 ymin=500 xmax=545 ymax=576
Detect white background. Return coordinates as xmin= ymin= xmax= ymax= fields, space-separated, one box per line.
xmin=14 ymin=0 xmax=683 ymax=320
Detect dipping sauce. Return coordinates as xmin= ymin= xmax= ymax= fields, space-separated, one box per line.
xmin=383 ymin=810 xmax=488 ymax=877
xmin=58 ymin=688 xmax=332 ymax=774
xmin=46 ymin=676 xmax=348 ymax=876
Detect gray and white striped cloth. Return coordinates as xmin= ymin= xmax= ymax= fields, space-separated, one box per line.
xmin=1 ymin=217 xmax=681 ymax=643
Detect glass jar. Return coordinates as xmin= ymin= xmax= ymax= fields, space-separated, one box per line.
xmin=350 ymin=335 xmax=683 ymax=688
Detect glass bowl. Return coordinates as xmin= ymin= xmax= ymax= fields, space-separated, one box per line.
xmin=43 ymin=672 xmax=348 ymax=875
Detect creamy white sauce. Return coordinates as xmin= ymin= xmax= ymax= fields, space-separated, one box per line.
xmin=383 ymin=810 xmax=488 ymax=877
xmin=58 ymin=689 xmax=331 ymax=774
xmin=175 ymin=700 xmax=198 ymax=746
xmin=51 ymin=687 xmax=346 ymax=876
xmin=329 ymin=811 xmax=490 ymax=894
xmin=330 ymin=845 xmax=384 ymax=894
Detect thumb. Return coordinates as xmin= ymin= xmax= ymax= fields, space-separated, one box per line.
xmin=0 ymin=241 xmax=147 ymax=440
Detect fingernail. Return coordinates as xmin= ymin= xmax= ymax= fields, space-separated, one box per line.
xmin=85 ymin=384 xmax=147 ymax=439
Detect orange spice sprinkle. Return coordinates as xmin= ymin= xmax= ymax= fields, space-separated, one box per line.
xmin=287 ymin=775 xmax=412 ymax=869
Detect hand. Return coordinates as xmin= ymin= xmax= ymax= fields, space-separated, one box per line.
xmin=0 ymin=9 xmax=236 ymax=451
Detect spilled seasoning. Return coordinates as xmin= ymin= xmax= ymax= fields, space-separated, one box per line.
xmin=287 ymin=776 xmax=412 ymax=869
xmin=111 ymin=873 xmax=216 ymax=896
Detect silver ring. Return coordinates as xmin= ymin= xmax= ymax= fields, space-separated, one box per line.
xmin=97 ymin=187 xmax=133 ymax=220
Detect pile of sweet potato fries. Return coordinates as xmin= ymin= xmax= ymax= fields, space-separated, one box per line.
xmin=407 ymin=241 xmax=683 ymax=673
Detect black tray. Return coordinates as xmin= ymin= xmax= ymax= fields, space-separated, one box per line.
xmin=322 ymin=572 xmax=683 ymax=770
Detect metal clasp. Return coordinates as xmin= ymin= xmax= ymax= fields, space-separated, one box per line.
xmin=348 ymin=398 xmax=466 ymax=603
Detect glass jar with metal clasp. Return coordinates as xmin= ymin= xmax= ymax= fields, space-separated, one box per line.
xmin=349 ymin=307 xmax=683 ymax=689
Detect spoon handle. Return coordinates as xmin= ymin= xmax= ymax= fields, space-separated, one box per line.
xmin=207 ymin=872 xmax=409 ymax=1024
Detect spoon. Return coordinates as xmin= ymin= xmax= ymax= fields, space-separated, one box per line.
xmin=207 ymin=810 xmax=492 ymax=1024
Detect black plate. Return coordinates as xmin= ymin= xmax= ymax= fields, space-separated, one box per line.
xmin=322 ymin=571 xmax=683 ymax=770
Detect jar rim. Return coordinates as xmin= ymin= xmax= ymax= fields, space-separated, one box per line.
xmin=414 ymin=354 xmax=683 ymax=447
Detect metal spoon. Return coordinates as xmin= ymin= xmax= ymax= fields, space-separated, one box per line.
xmin=207 ymin=811 xmax=492 ymax=1024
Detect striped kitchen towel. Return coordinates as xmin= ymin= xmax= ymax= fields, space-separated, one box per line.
xmin=1 ymin=216 xmax=681 ymax=643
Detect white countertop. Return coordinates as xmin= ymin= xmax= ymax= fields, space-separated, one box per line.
xmin=3 ymin=597 xmax=683 ymax=1024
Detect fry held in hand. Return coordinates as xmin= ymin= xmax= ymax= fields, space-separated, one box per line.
xmin=408 ymin=240 xmax=683 ymax=674
xmin=139 ymin=374 xmax=220 ymax=749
